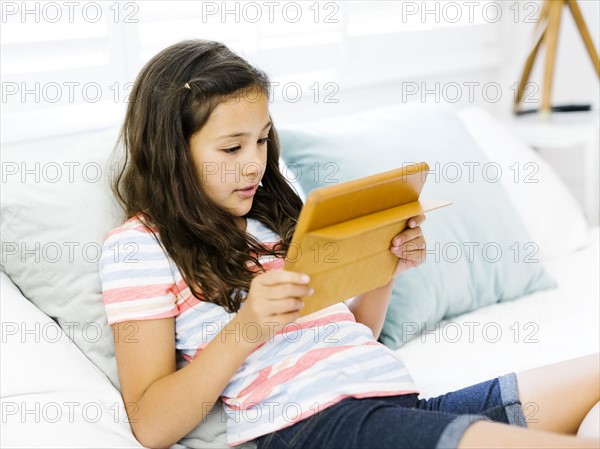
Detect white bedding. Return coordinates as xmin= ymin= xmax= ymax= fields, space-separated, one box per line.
xmin=396 ymin=226 xmax=600 ymax=398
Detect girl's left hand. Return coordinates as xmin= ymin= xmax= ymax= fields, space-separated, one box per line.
xmin=390 ymin=214 xmax=426 ymax=278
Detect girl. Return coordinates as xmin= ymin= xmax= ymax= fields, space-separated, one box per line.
xmin=100 ymin=39 xmax=599 ymax=449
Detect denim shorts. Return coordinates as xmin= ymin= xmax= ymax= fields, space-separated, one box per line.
xmin=255 ymin=372 xmax=528 ymax=449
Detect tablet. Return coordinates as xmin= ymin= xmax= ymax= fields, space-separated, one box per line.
xmin=283 ymin=161 xmax=452 ymax=317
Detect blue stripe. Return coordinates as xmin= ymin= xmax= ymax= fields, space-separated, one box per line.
xmin=226 ymin=342 xmax=398 ymax=396
xmin=231 ymin=328 xmax=371 ymax=377
xmin=176 ymin=304 xmax=229 ymax=329
xmin=270 ymin=353 xmax=410 ymax=399
xmin=100 ymin=245 xmax=168 ymax=272
xmin=100 ymin=231 xmax=166 ymax=266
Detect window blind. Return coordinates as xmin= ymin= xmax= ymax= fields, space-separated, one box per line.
xmin=1 ymin=1 xmax=502 ymax=144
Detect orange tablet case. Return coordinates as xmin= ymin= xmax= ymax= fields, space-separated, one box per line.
xmin=283 ymin=162 xmax=452 ymax=317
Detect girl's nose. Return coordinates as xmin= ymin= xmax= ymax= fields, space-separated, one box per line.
xmin=241 ymin=155 xmax=263 ymax=181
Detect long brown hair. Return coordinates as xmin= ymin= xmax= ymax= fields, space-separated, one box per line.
xmin=110 ymin=39 xmax=303 ymax=313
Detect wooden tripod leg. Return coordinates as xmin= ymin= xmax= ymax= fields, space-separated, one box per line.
xmin=567 ymin=0 xmax=600 ymax=77
xmin=534 ymin=0 xmax=550 ymax=35
xmin=514 ymin=0 xmax=549 ymax=112
xmin=541 ymin=1 xmax=564 ymax=116
xmin=514 ymin=29 xmax=546 ymax=112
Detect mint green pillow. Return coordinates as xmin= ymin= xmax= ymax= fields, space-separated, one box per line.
xmin=277 ymin=103 xmax=556 ymax=349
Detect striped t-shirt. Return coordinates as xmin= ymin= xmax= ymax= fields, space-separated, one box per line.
xmin=99 ymin=212 xmax=419 ymax=446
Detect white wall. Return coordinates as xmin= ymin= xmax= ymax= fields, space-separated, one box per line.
xmin=2 ymin=2 xmax=597 ymax=225
xmin=2 ymin=1 xmax=598 ymax=148
xmin=273 ymin=0 xmax=600 ymax=126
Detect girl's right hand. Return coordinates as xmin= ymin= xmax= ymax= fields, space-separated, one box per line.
xmin=237 ymin=268 xmax=313 ymax=345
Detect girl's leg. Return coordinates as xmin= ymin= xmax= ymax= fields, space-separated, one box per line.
xmin=515 ymin=352 xmax=599 ymax=434
xmin=458 ymin=420 xmax=599 ymax=449
xmin=577 ymin=401 xmax=600 ymax=438
xmin=257 ymin=396 xmax=599 ymax=449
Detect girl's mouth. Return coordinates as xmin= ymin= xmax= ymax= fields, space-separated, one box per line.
xmin=235 ymin=184 xmax=258 ymax=197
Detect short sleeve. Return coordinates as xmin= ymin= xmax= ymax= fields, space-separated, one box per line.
xmin=99 ymin=223 xmax=179 ymax=325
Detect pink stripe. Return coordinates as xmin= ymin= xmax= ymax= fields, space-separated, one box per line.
xmin=235 ymin=346 xmax=355 ymax=408
xmin=175 ymin=278 xmax=189 ymax=291
xmin=173 ymin=281 xmax=212 ymax=315
xmin=178 ymin=297 xmax=200 ymax=314
xmin=132 ymin=224 xmax=158 ymax=233
xmin=108 ymin=308 xmax=178 ymax=325
xmin=276 ymin=312 xmax=356 ymax=334
xmin=105 ymin=226 xmax=127 ymax=240
xmin=223 ymin=366 xmax=274 ymax=409
xmin=173 ymin=283 xmax=204 ymax=312
xmin=245 ymin=312 xmax=358 ymax=357
xmin=262 ymin=258 xmax=285 ymax=270
xmin=105 ymin=215 xmax=157 ymax=239
xmin=102 ymin=283 xmax=174 ymax=303
xmin=236 ymin=365 xmax=273 ymax=397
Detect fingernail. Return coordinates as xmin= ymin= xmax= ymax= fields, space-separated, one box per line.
xmin=309 ymin=288 xmax=315 ymax=295
xmin=394 ymin=237 xmax=401 ymax=245
xmin=409 ymin=220 xmax=416 ymax=227
xmin=302 ymin=274 xmax=310 ymax=282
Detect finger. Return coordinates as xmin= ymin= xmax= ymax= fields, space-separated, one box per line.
xmin=398 ymin=248 xmax=426 ymax=263
xmin=401 ymin=238 xmax=426 ymax=252
xmin=274 ymin=309 xmax=303 ymax=325
xmin=407 ymin=214 xmax=426 ymax=228
xmin=392 ymin=237 xmax=425 ymax=253
xmin=262 ymin=269 xmax=311 ymax=286
xmin=397 ymin=242 xmax=427 ymax=260
xmin=269 ymin=298 xmax=305 ymax=316
xmin=268 ymin=283 xmax=314 ymax=301
xmin=391 ymin=227 xmax=423 ymax=247
xmin=392 ymin=248 xmax=426 ymax=266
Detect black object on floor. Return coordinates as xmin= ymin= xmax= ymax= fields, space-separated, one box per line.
xmin=514 ymin=104 xmax=592 ymax=115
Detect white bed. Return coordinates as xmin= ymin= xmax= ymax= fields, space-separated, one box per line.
xmin=398 ymin=225 xmax=600 ymax=398
xmin=2 ymin=229 xmax=597 ymax=448
xmin=1 ymin=104 xmax=598 ymax=448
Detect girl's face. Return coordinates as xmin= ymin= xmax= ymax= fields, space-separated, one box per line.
xmin=189 ymin=87 xmax=270 ymax=222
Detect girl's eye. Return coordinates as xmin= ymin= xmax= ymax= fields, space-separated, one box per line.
xmin=222 ymin=137 xmax=270 ymax=154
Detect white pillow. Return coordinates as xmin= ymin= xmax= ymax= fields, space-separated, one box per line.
xmin=279 ymin=157 xmax=306 ymax=202
xmin=457 ymin=107 xmax=590 ymax=261
xmin=1 ymin=127 xmax=305 ymax=388
xmin=0 ymin=272 xmax=143 ymax=448
xmin=1 ymin=127 xmax=125 ymax=391
xmin=0 ymin=126 xmax=298 ymax=449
